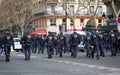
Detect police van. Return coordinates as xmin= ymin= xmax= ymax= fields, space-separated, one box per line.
xmin=13 ymin=38 xmax=22 ymax=51
xmin=78 ymin=41 xmax=85 ymax=52
xmin=77 ymin=31 xmax=86 ymax=52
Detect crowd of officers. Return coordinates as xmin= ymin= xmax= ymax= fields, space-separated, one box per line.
xmin=0 ymin=30 xmax=120 ymax=62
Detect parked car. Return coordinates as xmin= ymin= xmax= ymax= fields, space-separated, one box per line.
xmin=13 ymin=38 xmax=22 ymax=51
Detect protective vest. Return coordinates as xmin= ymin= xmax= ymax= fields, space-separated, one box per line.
xmin=5 ymin=35 xmax=12 ymax=46
xmin=26 ymin=35 xmax=32 ymax=46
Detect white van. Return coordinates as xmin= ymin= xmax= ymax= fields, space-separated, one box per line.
xmin=13 ymin=38 xmax=22 ymax=50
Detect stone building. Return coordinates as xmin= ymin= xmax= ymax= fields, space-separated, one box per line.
xmin=32 ymin=0 xmax=107 ymax=34
xmin=103 ymin=0 xmax=120 ymax=31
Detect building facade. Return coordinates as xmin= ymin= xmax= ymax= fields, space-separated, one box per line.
xmin=103 ymin=0 xmax=120 ymax=31
xmin=32 ymin=0 xmax=107 ymax=34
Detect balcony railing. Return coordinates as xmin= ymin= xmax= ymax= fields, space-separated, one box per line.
xmin=102 ymin=0 xmax=111 ymax=2
xmin=34 ymin=11 xmax=63 ymax=17
xmin=44 ymin=0 xmax=58 ymax=3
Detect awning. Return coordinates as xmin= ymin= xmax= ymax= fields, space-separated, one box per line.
xmin=30 ymin=29 xmax=47 ymax=35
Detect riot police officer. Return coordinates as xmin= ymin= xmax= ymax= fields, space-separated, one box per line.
xmin=85 ymin=31 xmax=92 ymax=58
xmin=91 ymin=30 xmax=100 ymax=59
xmin=46 ymin=32 xmax=54 ymax=59
xmin=53 ymin=34 xmax=58 ymax=55
xmin=117 ymin=33 xmax=120 ymax=55
xmin=0 ymin=37 xmax=4 ymax=55
xmin=109 ymin=30 xmax=117 ymax=56
xmin=39 ymin=35 xmax=46 ymax=53
xmin=69 ymin=32 xmax=80 ymax=58
xmin=64 ymin=34 xmax=70 ymax=54
xmin=3 ymin=30 xmax=13 ymax=62
xmin=57 ymin=33 xmax=65 ymax=57
xmin=22 ymin=32 xmax=33 ymax=60
xmin=32 ymin=35 xmax=38 ymax=53
xmin=98 ymin=32 xmax=105 ymax=57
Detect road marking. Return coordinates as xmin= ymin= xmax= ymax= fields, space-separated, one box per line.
xmin=17 ymin=54 xmax=37 ymax=58
xmin=40 ymin=58 xmax=120 ymax=72
xmin=16 ymin=54 xmax=120 ymax=72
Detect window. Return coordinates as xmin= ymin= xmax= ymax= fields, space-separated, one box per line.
xmin=80 ymin=19 xmax=84 ymax=23
xmin=50 ymin=18 xmax=56 ymax=26
xmin=98 ymin=19 xmax=102 ymax=27
xmin=98 ymin=0 xmax=102 ymax=2
xmin=70 ymin=19 xmax=73 ymax=26
xmin=90 ymin=6 xmax=94 ymax=15
xmin=80 ymin=0 xmax=85 ymax=2
xmin=62 ymin=19 xmax=66 ymax=25
xmin=51 ymin=5 xmax=55 ymax=13
xmin=98 ymin=19 xmax=102 ymax=23
xmin=70 ymin=5 xmax=74 ymax=15
xmin=69 ymin=0 xmax=75 ymax=2
xmin=79 ymin=7 xmax=85 ymax=15
xmin=98 ymin=6 xmax=102 ymax=15
xmin=90 ymin=0 xmax=95 ymax=2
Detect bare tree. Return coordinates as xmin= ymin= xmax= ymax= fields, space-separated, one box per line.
xmin=0 ymin=0 xmax=33 ymax=36
xmin=57 ymin=0 xmax=102 ymax=31
xmin=111 ymin=0 xmax=120 ymax=18
xmin=13 ymin=0 xmax=33 ymax=36
xmin=81 ymin=0 xmax=101 ymax=29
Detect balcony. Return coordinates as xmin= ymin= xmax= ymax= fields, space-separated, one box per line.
xmin=102 ymin=0 xmax=111 ymax=2
xmin=34 ymin=11 xmax=63 ymax=17
xmin=45 ymin=0 xmax=58 ymax=3
xmin=34 ymin=11 xmax=47 ymax=17
xmin=103 ymin=0 xmax=120 ymax=2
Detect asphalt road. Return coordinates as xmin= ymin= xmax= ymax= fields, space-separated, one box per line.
xmin=0 ymin=51 xmax=120 ymax=75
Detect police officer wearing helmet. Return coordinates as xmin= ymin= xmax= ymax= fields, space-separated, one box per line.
xmin=109 ymin=30 xmax=117 ymax=56
xmin=40 ymin=35 xmax=46 ymax=53
xmin=3 ymin=30 xmax=13 ymax=62
xmin=85 ymin=31 xmax=92 ymax=58
xmin=117 ymin=32 xmax=120 ymax=55
xmin=57 ymin=33 xmax=65 ymax=57
xmin=69 ymin=31 xmax=80 ymax=58
xmin=91 ymin=30 xmax=100 ymax=59
xmin=98 ymin=32 xmax=105 ymax=57
xmin=46 ymin=32 xmax=54 ymax=59
xmin=22 ymin=32 xmax=33 ymax=60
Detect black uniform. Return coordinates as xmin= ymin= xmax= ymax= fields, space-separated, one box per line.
xmin=3 ymin=31 xmax=13 ymax=62
xmin=69 ymin=32 xmax=80 ymax=58
xmin=22 ymin=34 xmax=33 ymax=60
xmin=117 ymin=33 xmax=120 ymax=55
xmin=98 ymin=33 xmax=105 ymax=57
xmin=109 ymin=31 xmax=117 ymax=56
xmin=46 ymin=34 xmax=54 ymax=59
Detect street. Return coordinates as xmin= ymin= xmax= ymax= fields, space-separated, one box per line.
xmin=0 ymin=51 xmax=120 ymax=75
